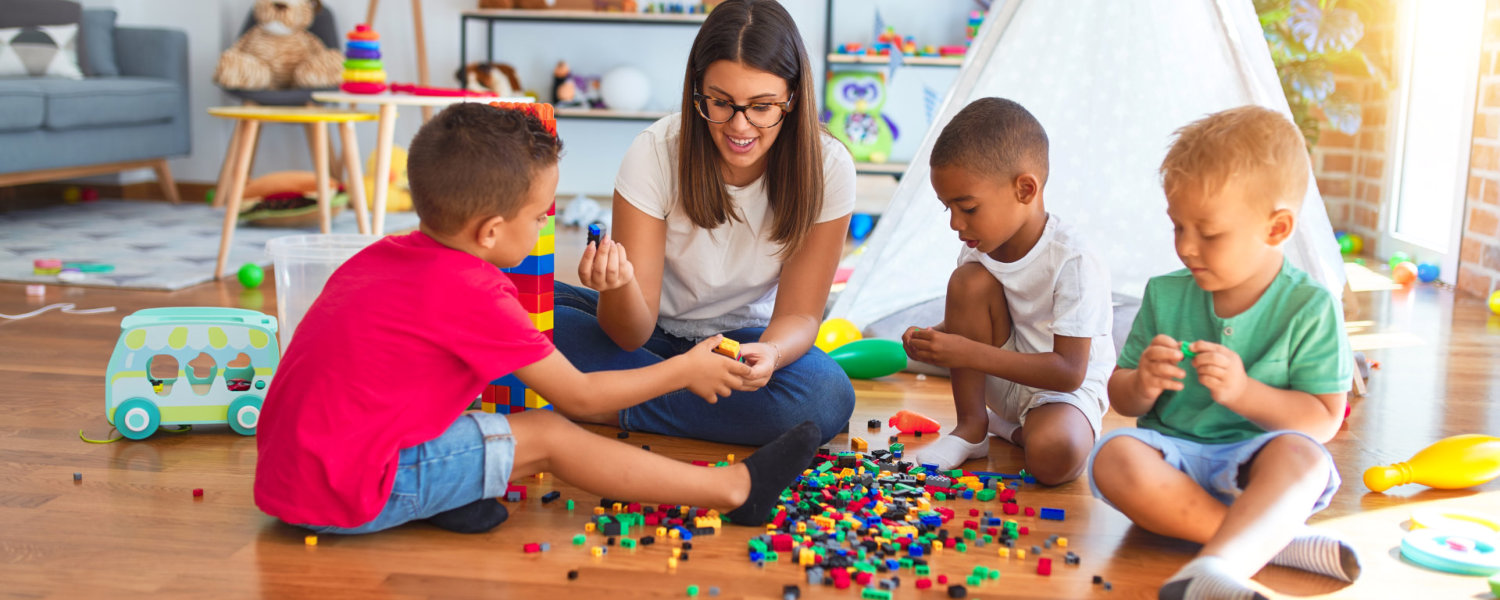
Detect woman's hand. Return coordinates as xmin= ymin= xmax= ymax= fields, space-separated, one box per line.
xmin=678 ymin=335 xmax=754 ymax=402
xmin=734 ymin=342 xmax=780 ymax=391
xmin=577 ymin=235 xmax=635 ymax=292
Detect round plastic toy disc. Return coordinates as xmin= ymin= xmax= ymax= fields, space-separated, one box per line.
xmin=1400 ymin=528 xmax=1500 ymax=576
xmin=1410 ymin=508 xmax=1500 ymax=539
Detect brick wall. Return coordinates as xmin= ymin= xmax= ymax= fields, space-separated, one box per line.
xmin=1311 ymin=1 xmax=1399 ymax=251
xmin=1456 ymin=0 xmax=1500 ymax=298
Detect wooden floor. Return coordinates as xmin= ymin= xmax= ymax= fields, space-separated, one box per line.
xmin=2 ymin=221 xmax=1498 ymax=599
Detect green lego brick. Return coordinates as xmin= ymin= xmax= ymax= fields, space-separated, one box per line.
xmin=935 ymin=492 xmax=947 ymax=501
xmin=899 ymin=558 xmax=912 ymax=569
xmin=541 ymin=214 xmax=555 ymax=236
xmin=749 ymin=539 xmax=767 ymax=553
xmin=964 ymin=529 xmax=977 ymax=540
xmin=948 ymin=469 xmax=964 ymax=478
xmin=987 ymin=568 xmax=1000 ymax=580
xmin=765 ymin=551 xmax=779 ymax=562
xmin=966 ymin=575 xmax=982 ymax=587
xmin=572 ymin=534 xmax=586 ymax=545
xmin=915 ymin=565 xmax=930 ymax=576
xmin=977 ymin=489 xmax=996 ymax=502
xmin=861 ymin=589 xmax=892 ymax=600
xmin=956 ymin=542 xmax=968 ymax=553
xmin=566 ymin=499 xmax=575 ymax=511
xmin=687 ymin=584 xmax=699 ymax=596
xmin=620 ymin=538 xmax=637 ymax=548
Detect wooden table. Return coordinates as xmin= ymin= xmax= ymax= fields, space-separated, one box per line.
xmin=311 ymin=91 xmax=531 ymax=235
xmin=206 ymin=105 xmax=378 ymax=280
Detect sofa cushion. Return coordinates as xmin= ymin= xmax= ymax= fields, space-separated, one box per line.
xmin=79 ymin=8 xmax=117 ymax=77
xmin=34 ymin=77 xmax=179 ymax=130
xmin=0 ymin=79 xmax=45 ymax=131
xmin=0 ymin=0 xmax=85 ymax=79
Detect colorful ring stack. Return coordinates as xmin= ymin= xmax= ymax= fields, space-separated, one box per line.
xmin=341 ymin=24 xmax=386 ymax=94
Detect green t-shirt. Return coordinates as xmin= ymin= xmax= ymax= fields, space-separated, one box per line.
xmin=1117 ymin=259 xmax=1352 ymax=444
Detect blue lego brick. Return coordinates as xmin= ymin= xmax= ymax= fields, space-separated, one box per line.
xmin=1039 ymin=508 xmax=1065 ymax=521
xmin=962 ymin=489 xmax=974 ymax=499
xmin=909 ymin=545 xmax=924 ymax=557
xmin=492 ymin=373 xmax=524 ymax=388
xmin=502 ymin=253 xmax=555 ymax=276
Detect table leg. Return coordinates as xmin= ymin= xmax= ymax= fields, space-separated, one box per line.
xmin=373 ymin=103 xmax=397 ymax=235
xmin=213 ymin=121 xmax=244 ymax=208
xmin=339 ymin=121 xmax=370 ymax=235
xmin=216 ymin=120 xmax=261 ymax=280
xmin=312 ymin=121 xmax=332 ymax=234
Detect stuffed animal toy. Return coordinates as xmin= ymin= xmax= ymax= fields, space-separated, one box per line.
xmin=214 ymin=0 xmax=343 ymax=90
xmin=458 ymin=62 xmax=522 ymax=96
xmin=363 ymin=146 xmax=413 ymax=212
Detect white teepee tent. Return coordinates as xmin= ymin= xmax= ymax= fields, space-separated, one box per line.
xmin=829 ymin=0 xmax=1347 ymax=330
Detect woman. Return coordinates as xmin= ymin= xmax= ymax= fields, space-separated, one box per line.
xmin=554 ymin=0 xmax=856 ymax=446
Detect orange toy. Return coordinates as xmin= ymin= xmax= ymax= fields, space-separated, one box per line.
xmin=888 ymin=410 xmax=941 ymax=434
xmin=1364 ymin=434 xmax=1500 ymax=492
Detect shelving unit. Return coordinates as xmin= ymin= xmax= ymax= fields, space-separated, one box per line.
xmin=853 ymin=161 xmax=908 ymax=176
xmin=458 ymin=9 xmax=705 ymax=121
xmin=826 ymin=54 xmax=964 ymax=67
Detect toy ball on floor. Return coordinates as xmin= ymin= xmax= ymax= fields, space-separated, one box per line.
xmin=238 ymin=263 xmax=265 ymax=289
xmin=1417 ymin=262 xmax=1440 ymax=283
xmin=1337 ymin=232 xmax=1353 ymax=255
xmin=1490 ymin=290 xmax=1500 ymax=316
xmin=828 ymin=338 xmax=906 ymax=380
xmin=1388 ymin=251 xmax=1411 ymax=270
xmin=1392 ymin=261 xmax=1418 ymax=286
xmin=815 ymin=318 xmax=862 ymax=353
xmin=1348 ymin=233 xmax=1364 ymax=254
xmin=600 ymin=66 xmax=650 ymax=112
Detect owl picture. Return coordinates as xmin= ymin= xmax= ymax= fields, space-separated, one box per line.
xmin=823 ymin=71 xmax=899 ymax=163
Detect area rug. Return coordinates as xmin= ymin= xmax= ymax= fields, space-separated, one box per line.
xmin=0 ymin=199 xmax=420 ymax=290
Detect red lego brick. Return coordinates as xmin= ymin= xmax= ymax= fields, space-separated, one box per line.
xmin=998 ymin=488 xmax=1016 ymax=502
xmin=1020 ymin=526 xmax=1029 ymax=535
xmin=1024 ymin=506 xmax=1036 ymax=517
xmin=832 ymin=568 xmax=851 ymax=589
xmin=506 ymin=483 xmax=527 ymax=500
xmin=523 ymin=543 xmax=541 ymax=553
xmin=1037 ymin=557 xmax=1052 ymax=575
xmin=937 ymin=575 xmax=949 ymax=585
xmin=516 ymin=291 xmax=554 ymax=314
xmin=963 ymin=520 xmax=978 ymax=530
xmin=772 ymin=534 xmax=794 ymax=552
xmin=1003 ymin=503 xmax=1019 ymax=515
xmin=854 ymin=571 xmax=873 ymax=586
xmin=944 ymin=538 xmax=957 ymax=548
xmin=506 ymin=272 xmax=552 ymax=295
xmin=916 ymin=578 xmax=932 ymax=590
xmin=968 ymin=509 xmax=979 ymax=517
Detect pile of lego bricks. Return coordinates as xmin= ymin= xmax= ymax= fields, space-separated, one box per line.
xmin=563 ymin=448 xmax=1090 ymax=598
xmin=740 ymin=449 xmax=1082 ymax=598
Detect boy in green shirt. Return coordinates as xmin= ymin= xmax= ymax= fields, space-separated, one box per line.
xmin=1088 ymin=106 xmax=1357 ymax=599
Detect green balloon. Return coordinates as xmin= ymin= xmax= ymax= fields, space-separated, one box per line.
xmin=828 ymin=339 xmax=907 ymax=379
xmin=1337 ymin=234 xmax=1354 ymax=255
xmin=1388 ymin=251 xmax=1411 ymax=270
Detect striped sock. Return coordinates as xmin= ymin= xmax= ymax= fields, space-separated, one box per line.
xmin=1270 ymin=527 xmax=1361 ymax=582
xmin=1159 ymin=557 xmax=1267 ymax=600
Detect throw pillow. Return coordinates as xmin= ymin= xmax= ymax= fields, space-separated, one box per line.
xmin=79 ymin=8 xmax=117 ymax=77
xmin=0 ymin=23 xmax=84 ymax=78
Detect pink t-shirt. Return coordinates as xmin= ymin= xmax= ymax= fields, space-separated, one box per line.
xmin=255 ymin=231 xmax=553 ymax=527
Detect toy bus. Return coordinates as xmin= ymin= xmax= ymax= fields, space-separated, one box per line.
xmin=104 ymin=307 xmax=279 ymax=440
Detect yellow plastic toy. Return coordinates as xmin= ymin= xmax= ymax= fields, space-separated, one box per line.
xmin=1364 ymin=434 xmax=1500 ymax=492
xmin=364 ymin=145 xmax=411 ymax=212
xmin=815 ymin=318 xmax=861 ymax=353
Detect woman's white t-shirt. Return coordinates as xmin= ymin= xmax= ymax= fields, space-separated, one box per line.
xmin=614 ymin=112 xmax=856 ymax=339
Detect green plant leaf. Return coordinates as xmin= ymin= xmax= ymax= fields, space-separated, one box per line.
xmin=1321 ymin=91 xmax=1363 ymax=135
xmin=1284 ymin=60 xmax=1336 ymax=101
xmin=1289 ymin=0 xmax=1365 ymax=54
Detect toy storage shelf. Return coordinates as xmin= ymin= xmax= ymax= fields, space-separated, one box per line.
xmin=555 ymin=107 xmax=670 ymax=121
xmin=826 ymin=54 xmax=963 ymax=67
xmin=854 ymin=161 xmax=908 ymax=176
xmin=458 ymin=9 xmax=704 ymax=121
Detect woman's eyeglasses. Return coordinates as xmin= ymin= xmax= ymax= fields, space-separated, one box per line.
xmin=693 ymin=92 xmax=794 ymax=128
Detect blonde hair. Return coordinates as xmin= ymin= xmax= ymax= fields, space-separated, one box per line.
xmin=1160 ymin=105 xmax=1308 ymax=212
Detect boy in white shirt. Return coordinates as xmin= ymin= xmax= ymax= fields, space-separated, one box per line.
xmin=904 ymin=97 xmax=1114 ymax=484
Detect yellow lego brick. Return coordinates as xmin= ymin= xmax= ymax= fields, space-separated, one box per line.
xmin=672 ymin=548 xmax=682 ymax=558
xmin=480 ymin=401 xmax=496 ymax=413
xmin=530 ymin=310 xmax=554 ymax=331
xmin=585 ymin=522 xmax=596 ymax=532
xmin=593 ymin=507 xmax=605 ymax=515
xmin=525 ymin=389 xmax=549 ymax=408
xmin=530 ymin=234 xmax=555 ymax=256
xmin=998 ymin=547 xmax=1009 ymax=558
xmin=1017 ymin=549 xmax=1027 ymax=560
xmin=667 ymin=557 xmax=678 ymax=570
xmin=305 ymin=535 xmax=318 ymax=546
xmin=658 ymin=526 xmax=669 ymax=538
xmin=591 ymin=546 xmax=605 ymax=557
xmin=850 ymin=437 xmax=868 ymax=451
xmin=1057 ymin=537 xmax=1068 ymax=548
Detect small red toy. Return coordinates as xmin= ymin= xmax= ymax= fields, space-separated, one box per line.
xmin=192 ymin=488 xmax=204 ymax=498
xmin=1037 ymin=557 xmax=1052 ymax=575
xmin=390 ymin=82 xmax=497 ymax=98
xmin=888 ymin=410 xmax=941 ymax=434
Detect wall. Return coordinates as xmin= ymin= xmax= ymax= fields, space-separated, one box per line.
xmin=1310 ymin=1 xmax=1399 ymax=253
xmin=1456 ymin=0 xmax=1500 ymax=298
xmin=82 ymin=0 xmax=972 ymax=197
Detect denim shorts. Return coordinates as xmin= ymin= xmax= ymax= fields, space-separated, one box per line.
xmin=1086 ymin=427 xmax=1340 ymax=513
xmin=302 ymin=412 xmax=516 ymax=535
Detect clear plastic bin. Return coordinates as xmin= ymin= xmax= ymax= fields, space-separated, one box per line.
xmin=266 ymin=234 xmax=379 ymax=354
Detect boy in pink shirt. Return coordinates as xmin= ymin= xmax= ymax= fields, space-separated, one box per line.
xmin=255 ymin=103 xmax=821 ymax=534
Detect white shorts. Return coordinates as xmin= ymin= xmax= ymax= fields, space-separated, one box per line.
xmin=984 ymin=335 xmax=1108 ymax=440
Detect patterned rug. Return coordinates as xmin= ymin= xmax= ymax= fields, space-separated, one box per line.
xmin=0 ymin=199 xmax=420 ymax=290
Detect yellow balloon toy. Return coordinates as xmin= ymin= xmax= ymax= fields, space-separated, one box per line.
xmin=815 ymin=318 xmax=862 ymax=353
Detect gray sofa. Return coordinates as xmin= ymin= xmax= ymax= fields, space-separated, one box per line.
xmin=0 ymin=3 xmax=188 ymax=201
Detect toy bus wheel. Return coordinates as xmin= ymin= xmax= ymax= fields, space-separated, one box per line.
xmin=114 ymin=397 xmax=160 ymax=440
xmin=228 ymin=395 xmax=263 ymax=436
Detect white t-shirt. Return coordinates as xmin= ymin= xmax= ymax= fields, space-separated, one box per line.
xmin=957 ymin=213 xmax=1116 ymax=401
xmin=614 ymin=113 xmax=856 ymax=339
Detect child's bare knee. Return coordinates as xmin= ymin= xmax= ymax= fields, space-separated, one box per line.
xmin=948 ymin=262 xmax=1002 ymax=302
xmin=1092 ymin=437 xmax=1157 ymax=489
xmin=1025 ymin=433 xmax=1090 ymax=485
xmin=1255 ymin=434 xmax=1329 ymax=474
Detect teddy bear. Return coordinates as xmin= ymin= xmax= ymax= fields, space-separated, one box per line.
xmin=214 ymin=0 xmax=343 ymax=90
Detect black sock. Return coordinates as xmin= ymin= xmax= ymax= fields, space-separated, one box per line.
xmin=724 ymin=421 xmax=821 ymax=526
xmin=426 ymin=498 xmax=509 ymax=534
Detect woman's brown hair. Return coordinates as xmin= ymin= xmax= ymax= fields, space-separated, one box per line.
xmin=677 ymin=0 xmax=823 ymax=258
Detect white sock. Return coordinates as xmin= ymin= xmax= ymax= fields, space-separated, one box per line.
xmin=1270 ymin=527 xmax=1361 ymax=582
xmin=910 ymin=434 xmax=988 ymax=470
xmin=1159 ymin=557 xmax=1267 ymax=600
xmin=985 ymin=408 xmax=1020 ymax=444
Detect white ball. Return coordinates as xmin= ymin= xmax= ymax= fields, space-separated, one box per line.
xmin=600 ymin=67 xmax=651 ymax=112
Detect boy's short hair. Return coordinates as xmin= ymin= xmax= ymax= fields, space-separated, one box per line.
xmin=1160 ymin=105 xmax=1308 ymax=212
xmin=408 ymin=103 xmax=563 ymax=236
xmin=930 ymin=97 xmax=1049 ymax=185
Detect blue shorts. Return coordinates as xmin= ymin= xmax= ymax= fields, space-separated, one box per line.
xmin=302 ymin=412 xmax=517 ymax=534
xmin=1086 ymin=428 xmax=1340 ymax=513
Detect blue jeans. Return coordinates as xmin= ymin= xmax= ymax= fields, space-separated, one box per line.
xmin=302 ymin=412 xmax=516 ymax=534
xmin=553 ymin=282 xmax=855 ymax=446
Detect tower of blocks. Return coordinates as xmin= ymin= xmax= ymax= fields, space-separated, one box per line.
xmin=483 ymin=102 xmax=557 ymax=415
